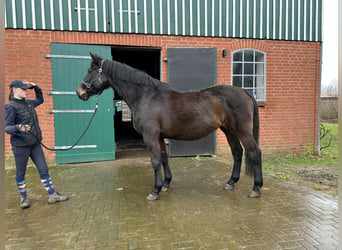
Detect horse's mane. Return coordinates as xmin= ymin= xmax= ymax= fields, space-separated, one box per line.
xmin=104 ymin=59 xmax=163 ymax=87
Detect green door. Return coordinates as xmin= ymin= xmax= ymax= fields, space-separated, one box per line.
xmin=50 ymin=43 xmax=115 ymax=164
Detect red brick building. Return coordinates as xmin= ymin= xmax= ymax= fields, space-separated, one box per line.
xmin=5 ymin=1 xmax=322 ymax=164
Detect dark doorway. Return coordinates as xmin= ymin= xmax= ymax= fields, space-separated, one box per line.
xmin=167 ymin=47 xmax=217 ymax=156
xmin=111 ymin=46 xmax=161 ymax=159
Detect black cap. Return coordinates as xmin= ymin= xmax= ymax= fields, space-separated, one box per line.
xmin=9 ymin=80 xmax=30 ymax=89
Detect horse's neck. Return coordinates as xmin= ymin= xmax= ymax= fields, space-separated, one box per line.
xmin=112 ymin=80 xmax=144 ymax=108
xmin=108 ymin=61 xmax=159 ymax=109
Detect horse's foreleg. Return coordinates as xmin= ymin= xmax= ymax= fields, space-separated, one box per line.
xmin=223 ymin=131 xmax=243 ymax=190
xmin=160 ymin=139 xmax=172 ymax=191
xmin=144 ymin=134 xmax=163 ymax=201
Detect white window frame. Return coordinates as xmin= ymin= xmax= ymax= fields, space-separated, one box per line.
xmin=232 ymin=49 xmax=266 ymax=102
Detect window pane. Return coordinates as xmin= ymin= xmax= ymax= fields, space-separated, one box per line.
xmin=233 ymin=76 xmax=242 ymax=87
xmin=256 ymin=76 xmax=264 ymax=87
xmin=245 ymin=88 xmax=253 ymax=97
xmin=244 ymin=76 xmax=253 ymax=88
xmin=233 ymin=52 xmax=242 ymax=61
xmin=255 ymin=52 xmax=264 ymax=62
xmin=244 ymin=63 xmax=253 ymax=74
xmin=244 ymin=50 xmax=254 ymax=62
xmin=256 ymin=88 xmax=265 ymax=101
xmin=233 ymin=63 xmax=242 ymax=74
xmin=255 ymin=63 xmax=264 ymax=75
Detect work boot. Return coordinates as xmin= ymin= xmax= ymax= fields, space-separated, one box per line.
xmin=48 ymin=192 xmax=69 ymax=204
xmin=20 ymin=196 xmax=30 ymax=209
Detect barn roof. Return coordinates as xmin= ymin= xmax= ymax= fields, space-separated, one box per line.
xmin=5 ymin=0 xmax=322 ymax=42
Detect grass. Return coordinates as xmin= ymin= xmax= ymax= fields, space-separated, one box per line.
xmin=262 ymin=122 xmax=338 ymax=195
xmin=264 ymin=123 xmax=338 ymax=167
xmin=319 ymin=123 xmax=338 ymax=160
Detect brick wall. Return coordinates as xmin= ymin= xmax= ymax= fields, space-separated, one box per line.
xmin=5 ymin=29 xmax=321 ymax=163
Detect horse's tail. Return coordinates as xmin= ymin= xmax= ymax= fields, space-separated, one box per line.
xmin=251 ymin=94 xmax=259 ymax=145
xmin=244 ymin=91 xmax=260 ymax=177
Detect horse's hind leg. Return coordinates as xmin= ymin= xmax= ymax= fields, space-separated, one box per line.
xmin=240 ymin=135 xmax=263 ymax=198
xmin=222 ymin=130 xmax=243 ymax=190
xmin=160 ymin=139 xmax=172 ymax=191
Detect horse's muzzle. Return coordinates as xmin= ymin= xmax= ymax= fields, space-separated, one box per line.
xmin=76 ymin=86 xmax=89 ymax=101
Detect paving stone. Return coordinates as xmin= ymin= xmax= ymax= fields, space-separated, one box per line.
xmin=5 ymin=157 xmax=338 ymax=249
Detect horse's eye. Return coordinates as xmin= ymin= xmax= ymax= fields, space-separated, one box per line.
xmin=88 ymin=66 xmax=97 ymax=73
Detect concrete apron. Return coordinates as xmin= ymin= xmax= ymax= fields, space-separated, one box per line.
xmin=5 ymin=157 xmax=337 ymax=249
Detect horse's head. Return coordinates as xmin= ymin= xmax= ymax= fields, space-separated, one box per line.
xmin=77 ymin=53 xmax=108 ymax=101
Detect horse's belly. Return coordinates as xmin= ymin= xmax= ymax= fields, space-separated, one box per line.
xmin=160 ymin=95 xmax=224 ymax=140
xmin=175 ymin=130 xmax=214 ymax=140
xmin=163 ymin=120 xmax=219 ymax=140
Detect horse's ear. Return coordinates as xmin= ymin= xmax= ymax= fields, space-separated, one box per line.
xmin=89 ymin=52 xmax=102 ymax=65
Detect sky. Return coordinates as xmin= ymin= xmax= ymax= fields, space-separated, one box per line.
xmin=321 ymin=0 xmax=338 ymax=87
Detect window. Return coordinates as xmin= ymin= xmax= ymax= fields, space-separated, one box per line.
xmin=232 ymin=50 xmax=265 ymax=102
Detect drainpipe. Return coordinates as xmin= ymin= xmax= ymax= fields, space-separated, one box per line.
xmin=317 ymin=42 xmax=323 ymax=156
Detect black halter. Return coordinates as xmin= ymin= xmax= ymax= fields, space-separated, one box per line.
xmin=81 ymin=59 xmax=105 ymax=89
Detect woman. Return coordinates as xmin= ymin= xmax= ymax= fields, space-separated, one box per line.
xmin=5 ymin=80 xmax=68 ymax=208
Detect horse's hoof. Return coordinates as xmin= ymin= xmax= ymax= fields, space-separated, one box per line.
xmin=248 ymin=191 xmax=261 ymax=198
xmin=146 ymin=193 xmax=160 ymax=201
xmin=223 ymin=183 xmax=234 ymax=190
xmin=161 ymin=186 xmax=169 ymax=192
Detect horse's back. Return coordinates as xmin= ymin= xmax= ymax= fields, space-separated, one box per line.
xmin=137 ymin=84 xmax=254 ymax=140
xmin=150 ymin=85 xmax=247 ymax=139
xmin=206 ymin=85 xmax=251 ymax=102
xmin=159 ymin=84 xmax=253 ymax=122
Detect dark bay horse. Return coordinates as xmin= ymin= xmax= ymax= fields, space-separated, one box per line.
xmin=77 ymin=53 xmax=263 ymax=201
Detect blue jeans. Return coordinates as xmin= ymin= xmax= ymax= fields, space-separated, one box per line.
xmin=12 ymin=143 xmax=54 ymax=196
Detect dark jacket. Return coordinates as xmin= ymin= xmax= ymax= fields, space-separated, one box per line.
xmin=5 ymin=86 xmax=44 ymax=147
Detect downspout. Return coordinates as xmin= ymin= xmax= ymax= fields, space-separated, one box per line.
xmin=317 ymin=42 xmax=323 ymax=156
xmin=317 ymin=0 xmax=326 ymax=156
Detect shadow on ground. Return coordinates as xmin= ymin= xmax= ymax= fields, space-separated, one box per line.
xmin=5 ymin=157 xmax=338 ymax=249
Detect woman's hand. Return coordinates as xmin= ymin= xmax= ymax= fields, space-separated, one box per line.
xmin=19 ymin=124 xmax=31 ymax=133
xmin=23 ymin=80 xmax=37 ymax=88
